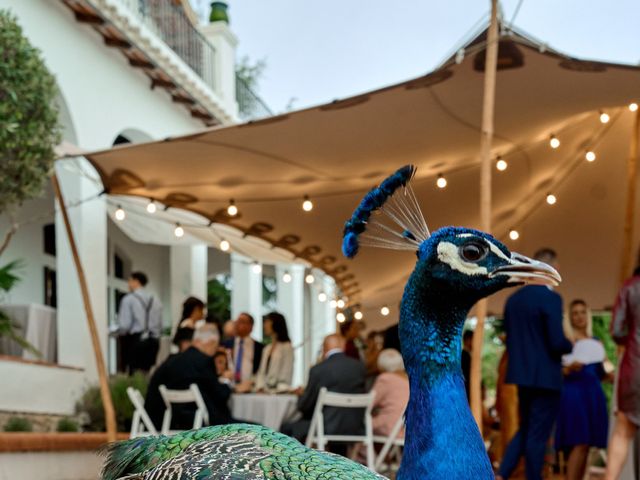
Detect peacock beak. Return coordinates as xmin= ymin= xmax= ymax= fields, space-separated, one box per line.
xmin=488 ymin=252 xmax=562 ymax=286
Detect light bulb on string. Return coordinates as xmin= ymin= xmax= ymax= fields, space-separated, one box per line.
xmin=146 ymin=200 xmax=157 ymax=214
xmin=329 ymin=299 xmax=338 ymax=309
xmin=354 ymin=311 xmax=363 ymax=320
xmin=336 ymin=312 xmax=346 ymax=323
xmin=496 ymin=157 xmax=508 ymax=171
xmin=219 ymin=239 xmax=230 ymax=252
xmin=380 ymin=306 xmax=390 ymax=316
xmin=227 ymin=199 xmax=238 ymax=217
xmin=509 ymin=229 xmax=520 ymax=241
xmin=302 ymin=195 xmax=313 ymax=212
xmin=549 ymin=135 xmax=560 ymax=149
xmin=585 ymin=151 xmax=596 ymax=162
xmin=436 ymin=174 xmax=447 ymax=189
xmin=114 ymin=205 xmax=125 ymax=221
xmin=630 ymin=103 xmax=639 ymax=112
xmin=599 ymin=111 xmax=610 ymax=124
xmin=174 ymin=223 xmax=184 ymax=238
xmin=251 ymin=262 xmax=262 ymax=274
xmin=318 ymin=292 xmax=327 ymax=302
xmin=337 ymin=299 xmax=345 ymax=309
xmin=282 ymin=271 xmax=292 ymax=283
xmin=546 ymin=193 xmax=557 ymax=205
xmin=305 ymin=274 xmax=315 ymax=284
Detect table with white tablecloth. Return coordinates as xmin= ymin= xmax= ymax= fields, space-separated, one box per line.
xmin=231 ymin=393 xmax=299 ymax=431
xmin=0 ymin=303 xmax=57 ymax=362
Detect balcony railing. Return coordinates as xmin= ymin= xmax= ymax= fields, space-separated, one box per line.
xmin=236 ymin=76 xmax=274 ymax=121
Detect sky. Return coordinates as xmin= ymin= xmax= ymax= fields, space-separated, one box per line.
xmin=190 ymin=1 xmax=640 ymax=114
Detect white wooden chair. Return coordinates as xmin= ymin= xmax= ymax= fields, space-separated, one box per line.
xmin=373 ymin=414 xmax=405 ymax=473
xmin=126 ymin=387 xmax=158 ymax=438
xmin=158 ymin=383 xmax=209 ymax=435
xmin=305 ymin=387 xmax=376 ymax=469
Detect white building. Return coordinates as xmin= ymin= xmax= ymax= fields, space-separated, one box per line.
xmin=0 ymin=0 xmax=336 ymax=420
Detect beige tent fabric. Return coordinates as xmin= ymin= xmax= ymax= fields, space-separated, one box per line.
xmin=81 ymin=26 xmax=640 ymax=325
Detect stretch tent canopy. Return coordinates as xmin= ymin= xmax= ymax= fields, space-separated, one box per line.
xmin=81 ymin=25 xmax=640 ymax=324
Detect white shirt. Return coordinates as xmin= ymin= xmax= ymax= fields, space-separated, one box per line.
xmin=116 ymin=288 xmax=163 ymax=337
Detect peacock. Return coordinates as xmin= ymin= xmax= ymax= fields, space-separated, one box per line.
xmin=100 ymin=164 xmax=560 ymax=480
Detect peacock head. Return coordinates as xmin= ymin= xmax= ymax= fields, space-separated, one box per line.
xmin=342 ymin=165 xmax=561 ymax=304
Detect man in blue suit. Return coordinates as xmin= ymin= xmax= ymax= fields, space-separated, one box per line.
xmin=497 ymin=248 xmax=573 ymax=480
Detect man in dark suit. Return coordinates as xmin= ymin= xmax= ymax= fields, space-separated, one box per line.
xmin=497 ymin=248 xmax=573 ymax=480
xmin=145 ymin=325 xmax=233 ymax=430
xmin=281 ymin=334 xmax=366 ymax=444
xmin=222 ymin=312 xmax=264 ymax=385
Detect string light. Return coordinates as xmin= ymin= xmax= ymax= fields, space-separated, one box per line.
xmin=509 ymin=229 xmax=520 ymax=241
xmin=599 ymin=111 xmax=610 ymax=124
xmin=114 ymin=205 xmax=125 ymax=221
xmin=549 ymin=135 xmax=560 ymax=149
xmin=174 ymin=223 xmax=184 ymax=237
xmin=251 ymin=262 xmax=262 ymax=274
xmin=354 ymin=311 xmax=363 ymax=320
xmin=302 ymin=195 xmax=313 ymax=212
xmin=546 ymin=193 xmax=557 ymax=205
xmin=496 ymin=157 xmax=508 ymax=171
xmin=630 ymin=103 xmax=639 ymax=112
xmin=329 ymin=299 xmax=338 ymax=309
xmin=436 ymin=174 xmax=447 ymax=189
xmin=282 ymin=271 xmax=292 ymax=283
xmin=318 ymin=292 xmax=327 ymax=302
xmin=336 ymin=312 xmax=346 ymax=323
xmin=380 ymin=306 xmax=390 ymax=316
xmin=227 ymin=199 xmax=238 ymax=217
xmin=585 ymin=151 xmax=596 ymax=162
xmin=305 ymin=274 xmax=315 ymax=284
xmin=219 ymin=239 xmax=230 ymax=252
xmin=146 ymin=200 xmax=157 ymax=214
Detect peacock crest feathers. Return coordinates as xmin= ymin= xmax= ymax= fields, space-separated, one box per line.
xmin=342 ymin=164 xmax=429 ymax=258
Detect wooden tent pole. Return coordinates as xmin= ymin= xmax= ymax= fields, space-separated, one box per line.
xmin=471 ymin=0 xmax=499 ymax=432
xmin=51 ymin=174 xmax=117 ymax=442
xmin=619 ymin=108 xmax=640 ymax=285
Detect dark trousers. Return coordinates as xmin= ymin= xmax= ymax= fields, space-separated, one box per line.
xmin=119 ymin=333 xmax=159 ymax=374
xmin=498 ymin=386 xmax=561 ymax=480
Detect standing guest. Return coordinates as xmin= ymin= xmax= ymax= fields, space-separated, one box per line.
xmin=172 ymin=296 xmax=206 ymax=352
xmin=370 ymin=349 xmax=409 ymax=438
xmin=555 ymin=300 xmax=609 ymax=480
xmin=281 ymin=334 xmax=366 ymax=445
xmin=222 ymin=319 xmax=236 ymax=343
xmin=255 ymin=312 xmax=294 ymax=391
xmin=606 ymin=262 xmax=640 ymax=480
xmin=461 ymin=330 xmax=474 ymax=400
xmin=341 ymin=319 xmax=363 ymax=361
xmin=115 ymin=271 xmax=162 ymax=374
xmin=364 ymin=331 xmax=384 ymax=389
xmin=497 ymin=248 xmax=573 ymax=480
xmin=223 ymin=312 xmax=264 ymax=385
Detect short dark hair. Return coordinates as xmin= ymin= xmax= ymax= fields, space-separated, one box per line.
xmin=534 ymin=248 xmax=557 ymax=264
xmin=239 ymin=312 xmax=255 ymax=325
xmin=130 ymin=271 xmax=148 ymax=286
xmin=263 ymin=312 xmax=290 ymax=342
xmin=569 ymin=299 xmax=587 ymax=310
xmin=181 ymin=296 xmax=205 ymax=321
xmin=463 ymin=330 xmax=474 ymax=341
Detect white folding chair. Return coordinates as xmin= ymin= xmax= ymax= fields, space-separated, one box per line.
xmin=305 ymin=387 xmax=376 ymax=469
xmin=159 ymin=383 xmax=209 ymax=435
xmin=373 ymin=414 xmax=405 ymax=473
xmin=126 ymin=387 xmax=158 ymax=438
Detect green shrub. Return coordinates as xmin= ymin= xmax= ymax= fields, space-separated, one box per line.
xmin=4 ymin=416 xmax=33 ymax=432
xmin=76 ymin=372 xmax=148 ymax=431
xmin=56 ymin=417 xmax=79 ymax=432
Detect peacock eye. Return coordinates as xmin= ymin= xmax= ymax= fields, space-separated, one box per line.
xmin=459 ymin=242 xmax=488 ymax=263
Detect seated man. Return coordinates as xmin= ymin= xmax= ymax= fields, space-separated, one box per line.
xmin=282 ymin=334 xmax=366 ymax=444
xmin=145 ymin=325 xmax=233 ymax=430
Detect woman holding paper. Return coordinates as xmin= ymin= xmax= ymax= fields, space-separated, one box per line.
xmin=555 ymin=299 xmax=609 ymax=480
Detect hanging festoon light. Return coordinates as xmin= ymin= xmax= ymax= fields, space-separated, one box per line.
xmin=251 ymin=262 xmax=262 ymax=274
xmin=380 ymin=306 xmax=390 ymax=316
xmin=354 ymin=310 xmax=363 ymax=320
xmin=585 ymin=151 xmax=596 ymax=162
xmin=174 ymin=223 xmax=184 ymax=238
xmin=227 ymin=199 xmax=238 ymax=217
xmin=114 ymin=205 xmax=126 ymax=221
xmin=630 ymin=103 xmax=639 ymax=112
xmin=219 ymin=239 xmax=230 ymax=252
xmin=496 ymin=156 xmax=508 ymax=171
xmin=599 ymin=110 xmax=610 ymax=124
xmin=282 ymin=271 xmax=292 ymax=283
xmin=302 ymin=195 xmax=313 ymax=212
xmin=305 ymin=273 xmax=315 ymax=284
xmin=546 ymin=193 xmax=557 ymax=205
xmin=318 ymin=292 xmax=327 ymax=302
xmin=509 ymin=229 xmax=520 ymax=241
xmin=336 ymin=312 xmax=346 ymax=323
xmin=436 ymin=174 xmax=447 ymax=189
xmin=146 ymin=199 xmax=157 ymax=214
xmin=337 ymin=299 xmax=345 ymax=309
xmin=329 ymin=299 xmax=338 ymax=309
xmin=549 ymin=135 xmax=560 ymax=149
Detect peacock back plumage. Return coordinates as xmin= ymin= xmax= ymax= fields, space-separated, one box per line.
xmin=101 ymin=423 xmax=387 ymax=480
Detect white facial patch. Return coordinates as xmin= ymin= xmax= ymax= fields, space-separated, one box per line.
xmin=437 ymin=241 xmax=488 ymax=276
xmin=456 ymin=233 xmax=512 ymax=262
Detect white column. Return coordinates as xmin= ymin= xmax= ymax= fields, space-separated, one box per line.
xmin=201 ymin=21 xmax=239 ymax=118
xmin=230 ymin=253 xmax=263 ymax=341
xmin=323 ymin=274 xmax=337 ymax=336
xmin=309 ymin=270 xmax=327 ymax=368
xmin=55 ymin=161 xmax=107 ymax=380
xmin=276 ymin=264 xmax=305 ymax=386
xmin=169 ymin=245 xmax=208 ymax=325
